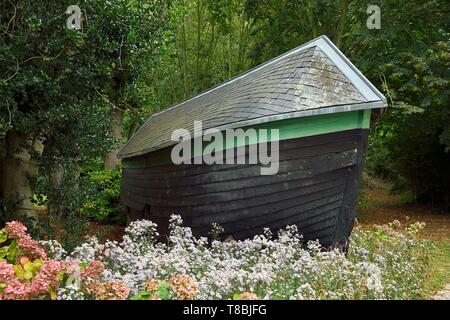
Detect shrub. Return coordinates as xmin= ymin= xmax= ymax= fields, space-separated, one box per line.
xmin=80 ymin=169 xmax=124 ymax=223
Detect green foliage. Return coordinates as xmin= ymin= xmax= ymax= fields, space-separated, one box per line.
xmin=13 ymin=259 xmax=43 ymax=281
xmin=365 ymin=123 xmax=395 ymax=178
xmin=0 ymin=239 xmax=19 ymax=264
xmin=155 ymin=282 xmax=173 ymax=300
xmin=232 ymin=293 xmax=241 ymax=300
xmin=80 ymin=169 xmax=123 ymax=223
xmin=129 ymin=291 xmax=153 ymax=300
xmin=245 ymin=0 xmax=349 ymax=63
xmin=130 ymin=282 xmax=175 ymax=300
xmin=0 ymin=0 xmax=172 ymax=227
xmin=39 ymin=212 xmax=90 ymax=252
xmin=148 ymin=0 xmax=255 ymax=118
xmin=344 ymin=0 xmax=450 ymax=207
xmin=0 ymin=231 xmax=7 ymax=243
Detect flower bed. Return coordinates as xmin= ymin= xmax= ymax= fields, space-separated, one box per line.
xmin=0 ymin=216 xmax=430 ymax=300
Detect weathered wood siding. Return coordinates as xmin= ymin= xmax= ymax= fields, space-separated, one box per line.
xmin=121 ymin=129 xmax=368 ymax=247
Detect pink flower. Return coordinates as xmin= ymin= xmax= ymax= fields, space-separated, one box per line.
xmin=0 ymin=261 xmax=14 ymax=283
xmin=4 ymin=221 xmax=28 ymax=239
xmin=1 ymin=260 xmax=67 ymax=300
xmin=5 ymin=221 xmax=47 ymax=260
xmin=2 ymin=278 xmax=31 ymax=300
xmin=16 ymin=237 xmax=47 ymax=260
xmin=1 ymin=261 xmax=31 ymax=300
xmin=81 ymin=260 xmax=104 ymax=280
xmin=29 ymin=260 xmax=67 ymax=295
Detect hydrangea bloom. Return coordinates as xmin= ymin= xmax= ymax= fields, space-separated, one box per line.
xmin=93 ymin=280 xmax=130 ymax=300
xmin=240 ymin=292 xmax=259 ymax=300
xmin=0 ymin=262 xmax=14 ymax=284
xmin=30 ymin=260 xmax=67 ymax=294
xmin=5 ymin=221 xmax=47 ymax=260
xmin=169 ymin=274 xmax=198 ymax=300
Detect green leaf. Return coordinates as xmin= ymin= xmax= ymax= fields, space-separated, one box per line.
xmin=130 ymin=291 xmax=152 ymax=300
xmin=33 ymin=259 xmax=43 ymax=268
xmin=13 ymin=265 xmax=25 ymax=280
xmin=7 ymin=240 xmax=19 ymax=264
xmin=24 ymin=271 xmax=34 ymax=280
xmin=155 ymin=283 xmax=171 ymax=300
xmin=0 ymin=246 xmax=8 ymax=258
xmin=232 ymin=293 xmax=241 ymax=300
xmin=23 ymin=261 xmax=37 ymax=273
xmin=0 ymin=230 xmax=7 ymax=243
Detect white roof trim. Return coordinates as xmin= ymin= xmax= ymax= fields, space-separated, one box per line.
xmin=316 ymin=36 xmax=386 ymax=103
xmin=203 ymin=101 xmax=386 ymax=134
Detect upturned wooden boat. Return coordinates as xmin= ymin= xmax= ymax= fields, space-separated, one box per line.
xmin=118 ymin=36 xmax=386 ymax=247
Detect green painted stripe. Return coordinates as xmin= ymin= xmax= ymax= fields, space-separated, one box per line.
xmin=249 ymin=109 xmax=371 ymax=141
xmin=123 ymin=109 xmax=371 ymax=168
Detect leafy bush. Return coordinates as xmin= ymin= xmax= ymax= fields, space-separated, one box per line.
xmin=0 ymin=216 xmax=432 ymax=300
xmin=80 ymin=169 xmax=124 ymax=223
xmin=365 ymin=123 xmax=395 ymax=179
xmin=389 ymin=109 xmax=450 ymax=207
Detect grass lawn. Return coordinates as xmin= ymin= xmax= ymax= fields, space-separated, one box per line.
xmin=357 ymin=177 xmax=450 ymax=299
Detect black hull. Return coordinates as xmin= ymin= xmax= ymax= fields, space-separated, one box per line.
xmin=121 ymin=129 xmax=368 ymax=247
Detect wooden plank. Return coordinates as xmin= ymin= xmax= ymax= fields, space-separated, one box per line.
xmin=121 ymin=169 xmax=346 ymax=206
xmin=122 ymin=150 xmax=357 ymax=191
xmin=191 ymin=199 xmax=342 ymax=237
xmin=121 ymin=129 xmax=368 ymax=246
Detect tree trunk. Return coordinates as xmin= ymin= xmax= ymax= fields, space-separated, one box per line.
xmin=311 ymin=0 xmax=318 ymax=37
xmin=2 ymin=131 xmax=43 ymax=220
xmin=104 ymin=107 xmax=125 ymax=170
xmin=127 ymin=121 xmax=138 ymax=140
xmin=182 ymin=4 xmax=189 ymax=98
xmin=50 ymin=166 xmax=64 ymax=190
xmin=334 ymin=0 xmax=349 ymax=48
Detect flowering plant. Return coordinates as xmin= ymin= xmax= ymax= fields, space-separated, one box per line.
xmin=0 ymin=216 xmax=431 ymax=300
xmin=0 ymin=222 xmax=129 ymax=300
xmin=0 ymin=222 xmax=66 ymax=299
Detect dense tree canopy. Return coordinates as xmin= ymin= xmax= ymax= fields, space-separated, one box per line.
xmin=0 ymin=0 xmax=448 ymax=240
xmin=0 ymin=0 xmax=171 ymax=225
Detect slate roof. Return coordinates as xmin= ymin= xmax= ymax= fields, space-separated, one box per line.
xmin=119 ymin=35 xmax=386 ymax=159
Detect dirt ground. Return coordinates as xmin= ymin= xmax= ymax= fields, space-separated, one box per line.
xmin=357 ymin=178 xmax=450 ymax=299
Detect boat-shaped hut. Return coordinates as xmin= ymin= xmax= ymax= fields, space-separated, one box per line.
xmin=118 ymin=35 xmax=387 ymax=247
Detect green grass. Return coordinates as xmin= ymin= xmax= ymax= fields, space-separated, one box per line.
xmin=423 ymin=241 xmax=450 ymax=298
